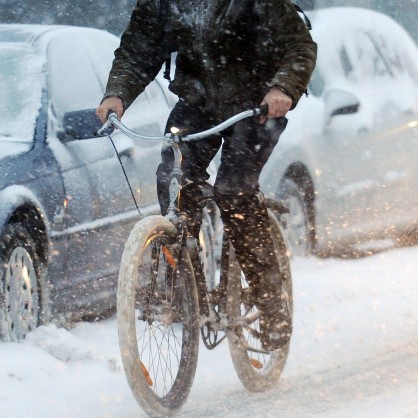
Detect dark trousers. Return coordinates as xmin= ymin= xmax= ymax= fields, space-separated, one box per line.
xmin=157 ymin=100 xmax=287 ymax=284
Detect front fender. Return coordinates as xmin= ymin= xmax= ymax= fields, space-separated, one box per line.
xmin=0 ymin=185 xmax=50 ymax=239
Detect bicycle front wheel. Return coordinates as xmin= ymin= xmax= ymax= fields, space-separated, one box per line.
xmin=117 ymin=215 xmax=200 ymax=417
xmin=226 ymin=209 xmax=293 ymax=392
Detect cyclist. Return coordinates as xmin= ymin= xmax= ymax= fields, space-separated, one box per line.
xmin=96 ymin=0 xmax=317 ymax=351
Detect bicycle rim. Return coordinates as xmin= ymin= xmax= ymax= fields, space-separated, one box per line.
xmin=117 ymin=216 xmax=200 ymax=417
xmin=226 ymin=210 xmax=293 ymax=391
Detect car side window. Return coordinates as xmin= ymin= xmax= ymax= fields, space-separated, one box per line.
xmin=144 ymin=80 xmax=169 ymax=108
xmin=403 ymin=53 xmax=418 ymax=85
xmin=48 ymin=33 xmax=104 ymax=123
xmin=121 ymin=87 xmax=158 ymax=132
xmin=308 ymin=68 xmax=325 ymax=97
xmin=339 ymin=46 xmax=354 ymax=78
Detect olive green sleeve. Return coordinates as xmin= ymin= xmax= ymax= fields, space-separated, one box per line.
xmin=257 ymin=0 xmax=317 ymax=109
xmin=103 ymin=0 xmax=168 ymax=110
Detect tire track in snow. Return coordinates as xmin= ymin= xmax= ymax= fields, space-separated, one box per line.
xmin=179 ymin=340 xmax=418 ymax=417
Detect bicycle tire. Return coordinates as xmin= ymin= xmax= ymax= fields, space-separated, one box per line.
xmin=226 ymin=209 xmax=293 ymax=392
xmin=199 ymin=201 xmax=221 ymax=290
xmin=117 ymin=215 xmax=200 ymax=417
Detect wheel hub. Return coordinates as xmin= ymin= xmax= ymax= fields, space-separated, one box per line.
xmin=5 ymin=247 xmax=38 ymax=341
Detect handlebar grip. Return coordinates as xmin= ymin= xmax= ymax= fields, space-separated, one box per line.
xmin=252 ymin=104 xmax=269 ymax=117
xmin=258 ymin=104 xmax=269 ymax=116
xmin=96 ymin=112 xmax=118 ymax=136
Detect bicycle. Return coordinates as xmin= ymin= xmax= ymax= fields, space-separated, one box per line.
xmin=97 ymin=106 xmax=293 ymax=417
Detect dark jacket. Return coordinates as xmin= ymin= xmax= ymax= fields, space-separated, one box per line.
xmin=104 ymin=0 xmax=317 ymax=118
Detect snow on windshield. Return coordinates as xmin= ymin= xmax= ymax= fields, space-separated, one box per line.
xmin=0 ymin=44 xmax=44 ymax=142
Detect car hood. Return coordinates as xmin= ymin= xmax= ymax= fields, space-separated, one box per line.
xmin=0 ymin=139 xmax=33 ymax=163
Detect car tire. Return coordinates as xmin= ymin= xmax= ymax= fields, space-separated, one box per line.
xmin=277 ymin=177 xmax=314 ymax=256
xmin=0 ymin=223 xmax=47 ymax=341
xmin=396 ymin=228 xmax=418 ymax=248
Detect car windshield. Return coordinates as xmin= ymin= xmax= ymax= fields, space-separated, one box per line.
xmin=0 ymin=45 xmax=43 ymax=142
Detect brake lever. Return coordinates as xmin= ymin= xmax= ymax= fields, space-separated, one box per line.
xmin=96 ymin=112 xmax=118 ymax=136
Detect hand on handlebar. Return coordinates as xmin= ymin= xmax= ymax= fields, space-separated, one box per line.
xmin=259 ymin=87 xmax=292 ymax=124
xmin=96 ymin=96 xmax=124 ymax=123
xmin=95 ymin=100 xmax=281 ymax=139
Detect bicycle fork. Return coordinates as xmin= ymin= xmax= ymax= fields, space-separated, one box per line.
xmin=165 ymin=136 xmax=183 ymax=224
xmin=164 ymin=134 xmax=230 ymax=349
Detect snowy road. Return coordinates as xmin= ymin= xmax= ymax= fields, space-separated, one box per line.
xmin=1 ymin=244 xmax=418 ymax=418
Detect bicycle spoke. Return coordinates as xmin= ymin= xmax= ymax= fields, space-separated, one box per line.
xmin=126 ymin=233 xmax=198 ymax=401
xmin=136 ymin=322 xmax=181 ymax=395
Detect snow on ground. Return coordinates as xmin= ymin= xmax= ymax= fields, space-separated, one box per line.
xmin=1 ymin=244 xmax=418 ymax=418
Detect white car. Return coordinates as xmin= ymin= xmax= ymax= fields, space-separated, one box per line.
xmin=260 ymin=8 xmax=418 ymax=256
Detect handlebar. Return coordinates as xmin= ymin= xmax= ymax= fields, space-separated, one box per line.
xmin=96 ymin=104 xmax=268 ymax=142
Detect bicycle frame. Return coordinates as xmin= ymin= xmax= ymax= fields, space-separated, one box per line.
xmin=98 ymin=105 xmax=269 ymax=348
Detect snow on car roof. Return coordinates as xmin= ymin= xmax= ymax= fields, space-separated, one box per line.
xmin=0 ymin=24 xmax=61 ymax=44
xmin=0 ymin=24 xmax=118 ymax=51
xmin=309 ymin=7 xmax=418 ymax=49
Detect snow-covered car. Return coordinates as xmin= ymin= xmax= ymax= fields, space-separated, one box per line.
xmin=0 ymin=25 xmax=176 ymax=340
xmin=260 ymin=8 xmax=418 ymax=256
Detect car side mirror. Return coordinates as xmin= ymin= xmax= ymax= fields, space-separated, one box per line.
xmin=324 ymin=89 xmax=360 ymax=118
xmin=57 ymin=109 xmax=113 ymax=142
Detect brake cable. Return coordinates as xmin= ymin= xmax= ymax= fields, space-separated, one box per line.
xmin=106 ymin=133 xmax=142 ymax=216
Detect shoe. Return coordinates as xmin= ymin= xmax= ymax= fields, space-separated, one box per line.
xmin=254 ymin=271 xmax=292 ymax=351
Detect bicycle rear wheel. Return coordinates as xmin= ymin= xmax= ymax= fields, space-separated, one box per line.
xmin=226 ymin=210 xmax=293 ymax=392
xmin=117 ymin=215 xmax=200 ymax=417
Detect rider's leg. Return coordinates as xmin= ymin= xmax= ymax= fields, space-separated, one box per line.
xmin=214 ymin=115 xmax=291 ymax=350
xmin=157 ymin=100 xmax=222 ymax=236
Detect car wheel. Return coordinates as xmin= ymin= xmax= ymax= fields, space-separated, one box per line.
xmin=396 ymin=228 xmax=418 ymax=248
xmin=0 ymin=224 xmax=43 ymax=341
xmin=277 ymin=177 xmax=313 ymax=256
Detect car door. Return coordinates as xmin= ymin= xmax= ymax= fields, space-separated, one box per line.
xmin=319 ymin=27 xmax=418 ymax=239
xmin=114 ymin=75 xmax=175 ymax=209
xmin=359 ymin=29 xmax=418 ymax=230
xmin=83 ymin=70 xmax=174 ymax=278
xmin=47 ymin=30 xmax=143 ymax=296
xmin=316 ymin=40 xmax=381 ymax=236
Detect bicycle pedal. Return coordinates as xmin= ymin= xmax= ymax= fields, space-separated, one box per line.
xmin=201 ymin=325 xmax=226 ymax=350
